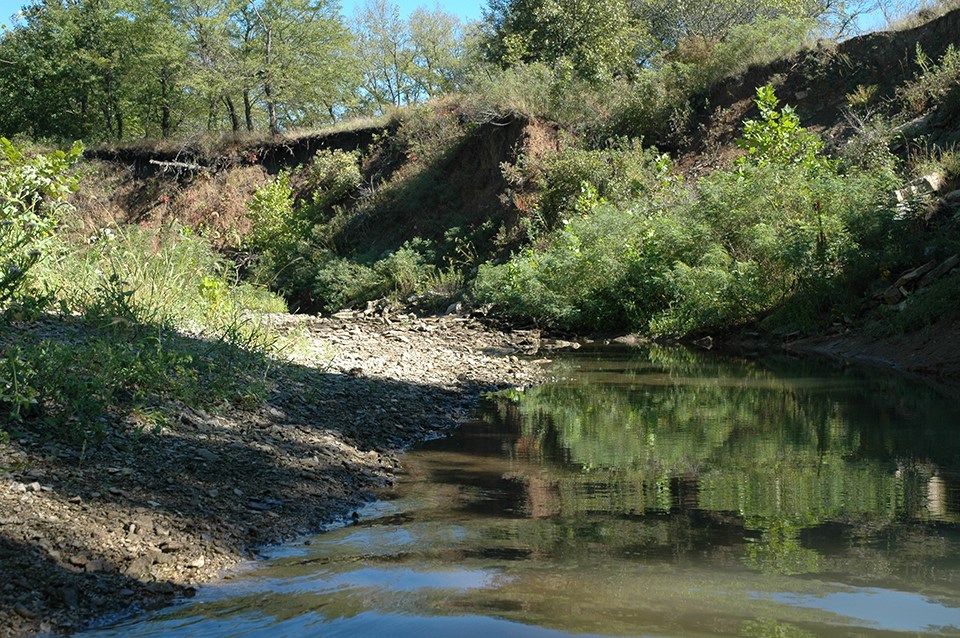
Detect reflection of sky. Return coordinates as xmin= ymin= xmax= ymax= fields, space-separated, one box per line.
xmin=309 ymin=612 xmax=648 ymax=638
xmin=316 ymin=566 xmax=499 ymax=593
xmin=766 ymin=588 xmax=960 ymax=632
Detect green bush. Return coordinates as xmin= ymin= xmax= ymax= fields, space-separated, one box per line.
xmin=0 ymin=138 xmax=82 ymax=305
xmin=246 ymin=171 xmax=299 ymax=251
xmin=311 ymin=252 xmax=381 ymax=311
xmin=302 ymin=148 xmax=362 ymax=212
xmin=537 ymin=139 xmax=678 ymax=228
xmin=476 ymin=88 xmax=900 ymax=336
xmin=604 ymin=18 xmax=812 ymax=145
xmin=899 ymin=43 xmax=960 ymax=117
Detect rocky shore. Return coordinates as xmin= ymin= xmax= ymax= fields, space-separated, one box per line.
xmin=0 ymin=310 xmax=545 ymax=636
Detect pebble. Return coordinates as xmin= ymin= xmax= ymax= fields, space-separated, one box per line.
xmin=0 ymin=312 xmax=545 ymax=637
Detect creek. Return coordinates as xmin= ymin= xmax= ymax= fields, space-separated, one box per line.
xmin=81 ymin=346 xmax=960 ymax=637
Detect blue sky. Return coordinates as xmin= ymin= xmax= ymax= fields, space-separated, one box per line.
xmin=0 ymin=0 xmax=485 ymax=25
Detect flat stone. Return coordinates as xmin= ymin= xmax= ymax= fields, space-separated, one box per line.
xmin=919 ymin=254 xmax=960 ymax=288
xmin=195 ymin=449 xmax=221 ymax=462
xmin=895 ymin=259 xmax=938 ymax=288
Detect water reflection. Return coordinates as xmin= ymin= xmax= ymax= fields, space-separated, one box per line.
xmin=83 ymin=346 xmax=960 ymax=637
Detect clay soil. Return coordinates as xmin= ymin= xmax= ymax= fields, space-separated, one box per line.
xmin=0 ymin=310 xmax=546 ymax=637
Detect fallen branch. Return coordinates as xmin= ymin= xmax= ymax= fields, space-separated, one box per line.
xmin=148 ymin=158 xmax=207 ymax=172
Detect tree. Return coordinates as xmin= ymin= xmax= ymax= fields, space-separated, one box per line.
xmin=481 ymin=0 xmax=645 ymax=82
xmin=350 ymin=0 xmax=465 ymax=114
xmin=243 ymin=0 xmax=354 ymax=134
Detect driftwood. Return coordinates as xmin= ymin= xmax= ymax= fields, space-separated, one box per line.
xmin=148 ymin=158 xmax=208 ymax=172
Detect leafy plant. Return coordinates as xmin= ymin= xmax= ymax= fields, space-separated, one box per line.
xmin=0 ymin=138 xmax=82 ymax=305
xmin=737 ymin=85 xmax=830 ymax=172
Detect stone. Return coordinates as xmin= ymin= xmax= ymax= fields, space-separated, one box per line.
xmin=895 ymin=259 xmax=937 ymax=288
xmin=895 ymin=173 xmax=947 ymax=203
xmin=918 ymin=254 xmax=960 ymax=288
xmin=195 ymin=449 xmax=221 ymax=463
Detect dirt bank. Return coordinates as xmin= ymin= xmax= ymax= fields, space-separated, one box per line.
xmin=786 ymin=320 xmax=960 ymax=380
xmin=0 ymin=311 xmax=546 ymax=637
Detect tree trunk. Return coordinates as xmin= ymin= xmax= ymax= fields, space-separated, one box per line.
xmin=207 ymin=98 xmax=216 ymax=132
xmin=160 ymin=77 xmax=171 ymax=139
xmin=115 ymin=103 xmax=124 ymax=141
xmin=224 ymin=95 xmax=240 ymax=132
xmin=264 ymin=27 xmax=278 ymax=135
xmin=243 ymin=89 xmax=254 ymax=131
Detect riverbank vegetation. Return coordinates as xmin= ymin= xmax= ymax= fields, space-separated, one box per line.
xmin=4 ymin=0 xmax=960 ymax=442
xmin=1 ymin=139 xmax=287 ymax=448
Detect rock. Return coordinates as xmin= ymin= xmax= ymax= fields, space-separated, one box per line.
xmin=61 ymin=587 xmax=79 ymax=608
xmin=27 ymin=482 xmax=42 ymax=493
xmin=918 ymin=254 xmax=960 ymax=288
xmin=124 ymin=553 xmax=158 ymax=576
xmin=895 ymin=173 xmax=947 ymax=202
xmin=895 ymin=259 xmax=937 ymax=288
xmin=445 ymin=302 xmax=463 ymax=315
xmin=195 ymin=449 xmax=221 ymax=462
xmin=14 ymin=605 xmax=37 ymax=619
xmin=945 ymin=189 xmax=960 ymax=203
xmin=883 ymin=286 xmax=904 ymax=305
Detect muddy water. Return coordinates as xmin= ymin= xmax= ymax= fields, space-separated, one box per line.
xmin=83 ymin=347 xmax=960 ymax=637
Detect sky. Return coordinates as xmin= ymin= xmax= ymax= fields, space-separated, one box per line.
xmin=0 ymin=0 xmax=485 ymax=25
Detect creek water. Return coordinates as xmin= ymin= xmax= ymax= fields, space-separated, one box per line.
xmin=83 ymin=346 xmax=960 ymax=637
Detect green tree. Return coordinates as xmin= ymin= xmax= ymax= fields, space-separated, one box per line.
xmin=482 ymin=0 xmax=645 ymax=82
xmin=245 ymin=0 xmax=354 ymax=133
xmin=351 ymin=0 xmax=464 ymax=113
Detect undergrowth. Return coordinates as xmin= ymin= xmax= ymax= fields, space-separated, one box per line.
xmin=1 ymin=139 xmax=289 ymax=449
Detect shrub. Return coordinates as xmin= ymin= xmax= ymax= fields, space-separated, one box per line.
xmin=899 ymin=43 xmax=960 ymax=117
xmin=476 ymin=88 xmax=900 ymax=336
xmin=302 ymin=148 xmax=362 ymax=211
xmin=245 ymin=171 xmax=299 ymax=251
xmin=537 ymin=139 xmax=678 ymax=229
xmin=0 ymin=139 xmax=82 ymax=305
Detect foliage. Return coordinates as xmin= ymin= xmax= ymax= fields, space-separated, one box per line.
xmin=0 ymin=139 xmax=83 ymax=305
xmin=536 ymin=139 xmax=678 ymax=228
xmin=302 ymin=148 xmax=362 ymax=211
xmin=38 ymin=222 xmax=286 ymax=336
xmin=0 ymin=321 xmax=273 ymax=444
xmin=246 ymin=170 xmax=298 ymax=250
xmin=1 ymin=218 xmax=286 ymax=444
xmin=737 ymin=85 xmax=831 ymax=172
xmin=481 ymin=0 xmax=644 ymax=82
xmin=476 ymin=88 xmax=899 ymax=335
xmin=899 ymin=43 xmax=960 ymax=117
xmin=604 ymin=18 xmax=812 ymax=145
xmin=0 ymin=0 xmax=355 ymax=140
xmin=350 ymin=0 xmax=466 ymax=112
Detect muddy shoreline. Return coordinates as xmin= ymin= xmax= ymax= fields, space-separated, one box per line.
xmin=0 ymin=311 xmax=545 ymax=637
